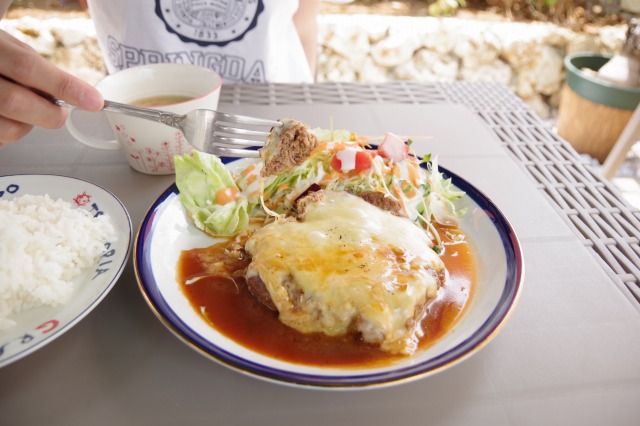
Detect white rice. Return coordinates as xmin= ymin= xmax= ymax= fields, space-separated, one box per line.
xmin=0 ymin=194 xmax=115 ymax=330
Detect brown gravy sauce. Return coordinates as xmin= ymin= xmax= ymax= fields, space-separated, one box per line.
xmin=177 ymin=224 xmax=476 ymax=367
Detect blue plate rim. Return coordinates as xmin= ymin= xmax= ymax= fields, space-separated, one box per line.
xmin=134 ymin=165 xmax=524 ymax=388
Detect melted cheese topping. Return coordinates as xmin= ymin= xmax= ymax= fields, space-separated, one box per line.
xmin=245 ymin=190 xmax=445 ymax=355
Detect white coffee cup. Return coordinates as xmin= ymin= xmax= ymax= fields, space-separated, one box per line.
xmin=66 ymin=63 xmax=222 ymax=175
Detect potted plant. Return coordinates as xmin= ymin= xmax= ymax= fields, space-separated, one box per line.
xmin=557 ymin=22 xmax=640 ymax=163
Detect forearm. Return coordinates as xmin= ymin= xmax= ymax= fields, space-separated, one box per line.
xmin=293 ymin=0 xmax=320 ymax=78
xmin=0 ymin=0 xmax=12 ymax=18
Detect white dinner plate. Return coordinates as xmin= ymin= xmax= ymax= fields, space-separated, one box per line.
xmin=0 ymin=174 xmax=132 ymax=368
xmin=135 ymin=161 xmax=524 ymax=389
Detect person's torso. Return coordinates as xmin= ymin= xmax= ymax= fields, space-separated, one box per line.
xmin=87 ymin=0 xmax=312 ymax=83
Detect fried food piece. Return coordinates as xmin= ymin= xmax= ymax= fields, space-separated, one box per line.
xmin=260 ymin=118 xmax=318 ymax=177
xmin=358 ymin=191 xmax=408 ymax=218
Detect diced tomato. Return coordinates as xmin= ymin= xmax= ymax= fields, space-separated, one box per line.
xmin=331 ymin=148 xmax=373 ymax=173
xmin=354 ymin=150 xmax=372 ymax=171
xmin=378 ymin=132 xmax=409 ymax=162
xmin=331 ymin=154 xmax=343 ymax=171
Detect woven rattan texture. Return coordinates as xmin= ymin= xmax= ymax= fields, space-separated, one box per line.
xmin=219 ymin=82 xmax=640 ymax=305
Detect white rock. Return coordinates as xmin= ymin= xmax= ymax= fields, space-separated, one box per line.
xmin=541 ymin=26 xmax=575 ymax=47
xmin=522 ymin=94 xmax=551 ymax=119
xmin=52 ymin=28 xmax=86 ymax=47
xmin=370 ymin=33 xmax=419 ymax=67
xmin=321 ymin=20 xmax=370 ymax=62
xmin=0 ymin=19 xmax=57 ymax=57
xmin=394 ymin=49 xmax=458 ymax=82
xmin=319 ymin=13 xmax=389 ymax=39
xmin=548 ymin=90 xmax=561 ymax=109
xmin=592 ymin=24 xmax=628 ymax=52
xmin=357 ymin=56 xmax=389 ymax=83
xmin=502 ymin=39 xmax=542 ymax=70
xmin=453 ymin=31 xmax=502 ymax=68
xmin=459 ymin=60 xmax=513 ymax=86
xmin=420 ymin=20 xmax=456 ymax=55
xmin=431 ymin=56 xmax=459 ymax=81
xmin=364 ymin=17 xmax=389 ymax=44
xmin=316 ymin=51 xmax=356 ymax=83
xmin=516 ymin=45 xmax=564 ymax=98
xmin=565 ymin=33 xmax=600 ymax=55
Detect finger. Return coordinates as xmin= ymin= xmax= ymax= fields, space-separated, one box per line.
xmin=0 ymin=77 xmax=68 ymax=129
xmin=0 ymin=115 xmax=33 ymax=147
xmin=0 ymin=29 xmax=31 ymax=49
xmin=0 ymin=30 xmax=103 ymax=112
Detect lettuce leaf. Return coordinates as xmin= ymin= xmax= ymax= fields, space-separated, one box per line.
xmin=174 ymin=151 xmax=249 ymax=236
xmin=311 ymin=127 xmax=352 ymax=143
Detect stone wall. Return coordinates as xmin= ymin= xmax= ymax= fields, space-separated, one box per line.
xmin=0 ymin=14 xmax=628 ymax=118
xmin=317 ymin=15 xmax=628 ymax=118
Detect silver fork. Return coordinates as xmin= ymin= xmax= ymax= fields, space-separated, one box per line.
xmin=55 ymin=99 xmax=281 ymax=158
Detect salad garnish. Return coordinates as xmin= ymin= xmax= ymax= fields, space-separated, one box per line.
xmin=175 ymin=121 xmax=466 ymax=248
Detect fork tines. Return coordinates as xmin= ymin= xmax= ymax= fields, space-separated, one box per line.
xmin=210 ymin=145 xmax=261 ymax=158
xmin=212 ymin=129 xmax=267 ymax=147
xmin=214 ymin=111 xmax=282 ymax=128
xmin=212 ymin=112 xmax=281 ymax=148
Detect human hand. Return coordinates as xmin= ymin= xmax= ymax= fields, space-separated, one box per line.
xmin=0 ymin=29 xmax=104 ymax=147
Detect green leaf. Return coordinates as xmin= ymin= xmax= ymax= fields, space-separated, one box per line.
xmin=174 ymin=151 xmax=250 ymax=236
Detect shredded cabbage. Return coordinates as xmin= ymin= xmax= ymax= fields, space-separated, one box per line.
xmin=174 ymin=128 xmax=465 ymax=241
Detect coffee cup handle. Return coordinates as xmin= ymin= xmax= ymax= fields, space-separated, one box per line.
xmin=65 ymin=108 xmax=121 ymax=151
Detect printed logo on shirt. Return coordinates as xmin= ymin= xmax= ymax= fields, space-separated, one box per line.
xmin=106 ymin=36 xmax=266 ymax=83
xmin=154 ymin=0 xmax=264 ymax=47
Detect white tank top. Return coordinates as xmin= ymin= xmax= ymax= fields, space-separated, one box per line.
xmin=86 ymin=0 xmax=313 ymax=83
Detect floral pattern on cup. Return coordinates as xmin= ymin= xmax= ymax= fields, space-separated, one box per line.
xmin=115 ymin=124 xmax=191 ymax=174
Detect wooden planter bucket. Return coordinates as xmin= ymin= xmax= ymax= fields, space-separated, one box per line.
xmin=557 ymin=53 xmax=640 ymax=163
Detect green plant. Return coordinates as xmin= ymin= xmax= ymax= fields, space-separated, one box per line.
xmin=429 ymin=0 xmax=467 ymax=16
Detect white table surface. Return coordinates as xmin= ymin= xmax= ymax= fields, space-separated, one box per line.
xmin=1 ymin=102 xmax=640 ymax=426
